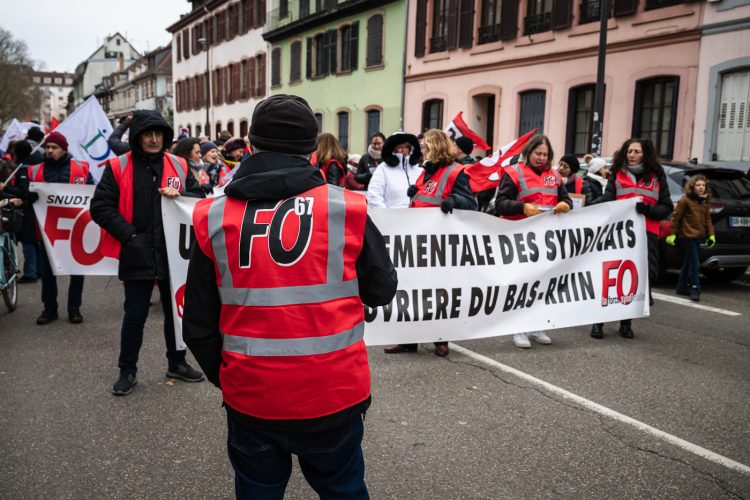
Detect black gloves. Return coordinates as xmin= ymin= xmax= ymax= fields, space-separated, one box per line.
xmin=27 ymin=192 xmax=39 ymax=204
xmin=635 ymin=202 xmax=650 ymax=215
xmin=441 ymin=196 xmax=456 ymax=214
xmin=407 ymin=185 xmax=418 ymax=198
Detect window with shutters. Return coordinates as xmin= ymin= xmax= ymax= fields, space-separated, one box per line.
xmin=479 ymin=0 xmax=502 ymax=44
xmin=300 ymin=0 xmax=310 ymax=17
xmin=243 ymin=0 xmax=254 ymax=31
xmin=176 ymin=34 xmax=182 ymax=62
xmin=315 ymin=113 xmax=323 ymax=132
xmin=241 ymin=59 xmax=249 ymax=98
xmin=271 ymin=48 xmax=281 ymax=87
xmin=430 ymin=0 xmax=450 ymax=53
xmin=366 ymin=15 xmax=383 ymax=67
xmin=182 ymin=29 xmax=190 ymax=59
xmin=213 ymin=69 xmax=221 ymax=105
xmin=204 ymin=18 xmax=214 ymax=45
xmin=524 ymin=0 xmax=552 ymax=35
xmin=422 ymin=99 xmax=444 ymax=131
xmin=326 ymin=30 xmax=337 ymax=74
xmin=633 ymin=77 xmax=678 ymax=158
xmin=366 ymin=108 xmax=381 ymax=143
xmin=338 ymin=111 xmax=350 ymax=150
xmin=415 ymin=0 xmax=428 ymax=57
xmin=247 ymin=57 xmax=256 ymax=97
xmin=566 ymin=85 xmax=596 ymax=156
xmin=458 ymin=0 xmax=474 ymax=48
xmin=340 ymin=23 xmax=359 ymax=72
xmin=715 ymin=69 xmax=750 ymax=162
xmin=519 ymin=90 xmax=546 ymax=135
xmin=216 ymin=11 xmax=227 ymax=42
xmin=280 ymin=0 xmax=289 ymax=18
xmin=257 ymin=0 xmax=267 ymax=27
xmin=228 ymin=4 xmax=239 ymax=37
xmin=233 ymin=63 xmax=241 ymax=101
xmin=255 ymin=53 xmax=266 ymax=97
xmin=290 ymin=41 xmax=302 ymax=83
xmin=314 ymin=33 xmax=327 ymax=76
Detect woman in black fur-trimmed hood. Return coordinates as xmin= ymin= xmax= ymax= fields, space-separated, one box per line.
xmin=365 ymin=132 xmax=423 ymax=208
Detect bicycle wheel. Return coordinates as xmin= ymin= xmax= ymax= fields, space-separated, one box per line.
xmin=2 ymin=235 xmax=18 ymax=312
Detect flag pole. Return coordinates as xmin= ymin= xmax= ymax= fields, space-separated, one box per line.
xmin=591 ymin=0 xmax=611 ymax=157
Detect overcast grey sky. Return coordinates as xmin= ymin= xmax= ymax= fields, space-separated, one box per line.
xmin=0 ymin=0 xmax=190 ymax=72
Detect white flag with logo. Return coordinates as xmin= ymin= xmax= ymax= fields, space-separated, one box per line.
xmin=0 ymin=119 xmax=38 ymax=153
xmin=55 ymin=96 xmax=115 ymax=183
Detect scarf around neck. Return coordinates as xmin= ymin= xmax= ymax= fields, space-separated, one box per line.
xmin=368 ymin=144 xmax=382 ymax=161
xmin=586 ymin=170 xmax=608 ymax=189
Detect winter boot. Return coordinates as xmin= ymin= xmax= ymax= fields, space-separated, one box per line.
xmin=689 ymin=286 xmax=700 ymax=302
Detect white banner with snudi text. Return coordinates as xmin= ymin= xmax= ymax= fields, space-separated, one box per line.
xmin=30 ymin=183 xmax=118 ymax=276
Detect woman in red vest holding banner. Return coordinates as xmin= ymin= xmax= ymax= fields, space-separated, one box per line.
xmin=384 ymin=129 xmax=476 ymax=358
xmin=590 ymin=138 xmax=672 ymax=339
xmin=315 ymin=133 xmax=348 ymax=187
xmin=494 ymin=134 xmax=572 ymax=349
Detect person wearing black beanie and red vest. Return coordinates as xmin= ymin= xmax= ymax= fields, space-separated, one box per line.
xmin=558 ymin=154 xmax=583 ymax=195
xmin=27 ymin=132 xmax=94 ymax=325
xmin=183 ymin=94 xmax=397 ymax=498
xmin=91 ymin=110 xmax=205 ymax=396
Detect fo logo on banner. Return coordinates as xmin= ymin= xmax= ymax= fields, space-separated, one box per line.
xmin=167 ymin=177 xmax=182 ymax=191
xmin=601 ymin=260 xmax=639 ymax=306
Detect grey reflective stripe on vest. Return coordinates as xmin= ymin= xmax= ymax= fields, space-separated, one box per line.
xmin=221 ymin=322 xmax=364 ymax=357
xmin=615 ymin=179 xmax=659 ymax=202
xmin=116 ymin=153 xmax=129 ymax=173
xmin=207 ymin=185 xmax=358 ymax=307
xmin=412 ymin=163 xmax=461 ymax=205
xmin=165 ymin=153 xmax=188 ymax=193
xmin=513 ymin=164 xmax=558 ymax=199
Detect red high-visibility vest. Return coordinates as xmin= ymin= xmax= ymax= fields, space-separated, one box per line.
xmin=192 ymin=184 xmax=370 ymax=421
xmin=29 ymin=160 xmax=90 ymax=184
xmin=614 ymin=170 xmax=661 ymax=235
xmin=318 ymin=159 xmax=345 ymax=186
xmin=410 ymin=163 xmax=463 ymax=208
xmin=573 ymin=176 xmax=583 ymax=194
xmin=99 ymin=152 xmax=188 ymax=259
xmin=502 ymin=162 xmax=561 ymax=220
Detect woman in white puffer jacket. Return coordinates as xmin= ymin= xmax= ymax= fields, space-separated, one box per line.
xmin=366 ymin=132 xmax=423 ymax=208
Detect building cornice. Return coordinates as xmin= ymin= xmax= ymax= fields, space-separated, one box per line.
xmin=263 ymin=0 xmax=398 ymax=43
xmin=166 ymin=0 xmax=231 ymax=33
xmin=405 ymin=28 xmax=700 ymax=83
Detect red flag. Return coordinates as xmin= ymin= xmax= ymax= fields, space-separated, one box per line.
xmin=50 ymin=117 xmax=60 ymax=131
xmin=444 ymin=112 xmax=491 ymax=151
xmin=464 ymin=129 xmax=537 ymax=192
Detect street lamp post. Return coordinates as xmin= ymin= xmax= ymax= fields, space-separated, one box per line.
xmin=591 ymin=0 xmax=612 ymax=157
xmin=198 ymin=37 xmax=210 ymax=139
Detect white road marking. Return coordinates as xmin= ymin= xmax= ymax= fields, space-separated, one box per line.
xmin=449 ymin=343 xmax=750 ymax=476
xmin=652 ymin=292 xmax=742 ymax=317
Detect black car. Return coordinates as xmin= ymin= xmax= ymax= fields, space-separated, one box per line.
xmin=659 ymin=162 xmax=750 ymax=282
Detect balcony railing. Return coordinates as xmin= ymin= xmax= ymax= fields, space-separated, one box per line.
xmin=478 ymin=24 xmax=502 ymax=45
xmin=429 ymin=35 xmax=447 ymax=53
xmin=523 ymin=12 xmax=551 ymax=36
xmin=645 ymin=0 xmax=687 ymax=10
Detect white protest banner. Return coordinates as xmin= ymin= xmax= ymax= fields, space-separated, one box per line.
xmin=363 ymin=199 xmax=649 ymax=345
xmin=30 ymin=183 xmax=118 ymax=276
xmin=163 ymin=196 xmax=200 ymax=351
xmin=0 ymin=119 xmax=38 ymax=153
xmin=55 ymin=96 xmax=115 ymax=183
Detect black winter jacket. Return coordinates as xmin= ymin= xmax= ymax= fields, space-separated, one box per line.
xmin=90 ymin=111 xmax=203 ymax=282
xmin=355 ymin=153 xmax=379 ymax=189
xmin=107 ymin=121 xmax=131 ymax=155
xmin=183 ymin=151 xmax=398 ymax=432
xmin=581 ymin=176 xmax=605 ymax=206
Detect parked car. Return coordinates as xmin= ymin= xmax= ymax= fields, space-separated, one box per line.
xmin=659 ymin=162 xmax=750 ymax=282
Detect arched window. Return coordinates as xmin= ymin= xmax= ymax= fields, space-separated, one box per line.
xmin=239 ymin=120 xmax=249 ymax=138
xmin=337 ymin=111 xmax=349 ymax=150
xmin=366 ymin=108 xmax=381 ymax=143
xmin=633 ymin=76 xmax=679 ymax=159
xmin=421 ymin=99 xmax=444 ymax=131
xmin=519 ymin=90 xmax=546 ymax=135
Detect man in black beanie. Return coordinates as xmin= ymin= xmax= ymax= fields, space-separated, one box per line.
xmin=183 ymin=95 xmax=397 ymax=498
xmin=454 ymin=136 xmax=475 ymax=165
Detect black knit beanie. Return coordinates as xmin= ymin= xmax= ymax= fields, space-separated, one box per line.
xmin=560 ymin=154 xmax=581 ymax=174
xmin=248 ymin=95 xmax=318 ymax=154
xmin=455 ymin=136 xmax=474 ymax=156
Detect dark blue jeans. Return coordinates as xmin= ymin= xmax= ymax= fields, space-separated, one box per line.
xmin=118 ymin=279 xmax=185 ymax=375
xmin=226 ymin=414 xmax=369 ymax=500
xmin=678 ymin=238 xmax=701 ymax=289
xmin=39 ymin=244 xmax=84 ymax=313
xmin=22 ymin=242 xmax=41 ymax=279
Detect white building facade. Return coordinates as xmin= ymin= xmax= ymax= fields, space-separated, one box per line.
xmin=31 ymin=71 xmax=73 ymax=124
xmin=168 ymin=0 xmax=269 ymax=139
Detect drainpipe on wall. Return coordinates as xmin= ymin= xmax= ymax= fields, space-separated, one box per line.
xmin=399 ymin=0 xmax=409 ymax=131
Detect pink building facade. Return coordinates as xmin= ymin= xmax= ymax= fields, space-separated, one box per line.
xmin=403 ymin=0 xmax=708 ymax=161
xmin=692 ymin=0 xmax=750 ymax=166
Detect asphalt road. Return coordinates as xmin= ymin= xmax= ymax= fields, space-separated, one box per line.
xmin=1 ymin=272 xmax=749 ymax=499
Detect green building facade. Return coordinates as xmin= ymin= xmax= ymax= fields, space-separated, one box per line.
xmin=264 ymin=0 xmax=406 ymax=154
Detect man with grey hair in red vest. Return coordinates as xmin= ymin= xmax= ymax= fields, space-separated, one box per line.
xmin=183 ymin=95 xmax=397 ymax=499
